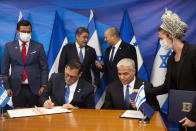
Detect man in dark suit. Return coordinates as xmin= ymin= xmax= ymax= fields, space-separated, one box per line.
xmin=58 ymin=27 xmax=99 ymax=92
xmin=103 ymin=58 xmax=159 ymax=110
xmin=95 ymin=27 xmax=137 ymax=84
xmin=1 ymin=20 xmax=48 ymax=107
xmin=40 ymin=59 xmax=95 ymax=109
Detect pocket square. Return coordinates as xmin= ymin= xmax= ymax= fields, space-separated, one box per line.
xmin=31 ymin=51 xmax=37 ymax=54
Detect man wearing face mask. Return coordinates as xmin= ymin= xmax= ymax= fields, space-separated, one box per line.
xmin=1 ymin=20 xmax=48 ymax=107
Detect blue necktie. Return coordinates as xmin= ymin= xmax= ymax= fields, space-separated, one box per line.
xmin=79 ymin=47 xmax=83 ymax=63
xmin=64 ymin=86 xmax=70 ymax=104
xmin=125 ymin=85 xmax=130 ymax=109
xmin=109 ymin=46 xmax=115 ymax=65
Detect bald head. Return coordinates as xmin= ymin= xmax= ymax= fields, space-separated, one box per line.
xmin=107 ymin=27 xmax=120 ymax=37
xmin=104 ymin=27 xmax=120 ymax=46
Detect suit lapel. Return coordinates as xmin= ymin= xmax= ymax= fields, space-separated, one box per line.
xmin=83 ymin=46 xmax=89 ymax=63
xmin=13 ymin=41 xmax=24 ymax=65
xmin=106 ymin=46 xmax=112 ymax=64
xmin=133 ymin=78 xmax=142 ymax=89
xmin=112 ymin=42 xmax=123 ymax=65
xmin=71 ymin=79 xmax=82 ymax=103
xmin=73 ymin=43 xmax=80 ymax=61
xmin=59 ymin=76 xmax=66 ymax=104
xmin=116 ymin=82 xmax=126 ymax=108
xmin=25 ymin=41 xmax=33 ymax=64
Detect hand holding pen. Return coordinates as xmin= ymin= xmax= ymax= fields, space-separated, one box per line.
xmin=43 ymin=96 xmax=54 ymax=109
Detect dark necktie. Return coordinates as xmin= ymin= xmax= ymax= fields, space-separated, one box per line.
xmin=125 ymin=85 xmax=130 ymax=109
xmin=79 ymin=47 xmax=83 ymax=63
xmin=64 ymin=86 xmax=70 ymax=104
xmin=109 ymin=46 xmax=115 ymax=65
xmin=21 ymin=43 xmax=27 ymax=81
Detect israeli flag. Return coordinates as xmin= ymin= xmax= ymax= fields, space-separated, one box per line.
xmin=135 ymin=85 xmax=146 ymax=110
xmin=150 ymin=40 xmax=172 ymax=114
xmin=87 ymin=9 xmax=106 ymax=109
xmin=14 ymin=11 xmax=23 ymax=40
xmin=0 ymin=82 xmax=10 ymax=108
xmin=48 ymin=11 xmax=68 ymax=78
xmin=120 ymin=9 xmax=149 ymax=81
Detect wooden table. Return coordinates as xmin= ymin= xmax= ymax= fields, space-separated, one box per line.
xmin=0 ymin=109 xmax=166 ymax=131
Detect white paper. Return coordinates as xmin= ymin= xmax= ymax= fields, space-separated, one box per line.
xmin=8 ymin=108 xmax=37 ymax=118
xmin=121 ymin=110 xmax=145 ymax=119
xmin=7 ymin=106 xmax=71 ymax=118
xmin=42 ymin=106 xmax=71 ymax=114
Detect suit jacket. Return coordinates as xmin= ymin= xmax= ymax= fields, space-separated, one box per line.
xmin=40 ymin=73 xmax=95 ymax=109
xmin=1 ymin=40 xmax=48 ymax=96
xmin=145 ymin=42 xmax=196 ymax=122
xmin=103 ymin=78 xmax=160 ymax=110
xmin=58 ymin=43 xmax=100 ymax=86
xmin=103 ymin=41 xmax=137 ymax=83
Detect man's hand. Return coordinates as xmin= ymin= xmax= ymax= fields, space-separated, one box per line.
xmin=38 ymin=87 xmax=45 ymax=96
xmin=179 ymin=117 xmax=196 ymax=127
xmin=62 ymin=104 xmax=77 ymax=109
xmin=43 ymin=100 xmax=54 ymax=109
xmin=6 ymin=89 xmax=13 ymax=97
xmin=132 ymin=89 xmax=139 ymax=93
xmin=93 ymin=84 xmax=98 ymax=93
xmin=130 ymin=99 xmax=137 ymax=109
xmin=95 ymin=60 xmax=102 ymax=69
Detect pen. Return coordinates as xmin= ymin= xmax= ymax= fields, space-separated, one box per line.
xmin=49 ymin=96 xmax=51 ymax=101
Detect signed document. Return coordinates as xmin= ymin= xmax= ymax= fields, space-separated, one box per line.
xmin=7 ymin=106 xmax=71 ymax=118
xmin=120 ymin=110 xmax=145 ymax=119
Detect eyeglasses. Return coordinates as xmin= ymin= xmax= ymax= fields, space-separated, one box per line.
xmin=65 ymin=73 xmax=78 ymax=79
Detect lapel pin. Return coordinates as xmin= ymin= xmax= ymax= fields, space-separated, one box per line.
xmin=77 ymin=89 xmax=81 ymax=93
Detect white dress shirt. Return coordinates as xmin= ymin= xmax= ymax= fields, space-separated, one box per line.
xmin=109 ymin=39 xmax=122 ymax=61
xmin=66 ymin=79 xmax=79 ymax=104
xmin=75 ymin=42 xmax=85 ymax=59
xmin=123 ymin=77 xmax=136 ymax=100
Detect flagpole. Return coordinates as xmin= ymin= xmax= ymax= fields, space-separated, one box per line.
xmin=138 ymin=82 xmax=149 ymax=124
xmin=0 ymin=75 xmax=9 ymax=119
xmin=0 ymin=107 xmax=8 ymax=119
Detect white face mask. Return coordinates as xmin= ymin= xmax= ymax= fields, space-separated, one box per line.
xmin=19 ymin=32 xmax=31 ymax=42
xmin=160 ymin=39 xmax=173 ymax=50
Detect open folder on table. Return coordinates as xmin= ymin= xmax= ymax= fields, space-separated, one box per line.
xmin=120 ymin=110 xmax=145 ymax=119
xmin=7 ymin=106 xmax=71 ymax=118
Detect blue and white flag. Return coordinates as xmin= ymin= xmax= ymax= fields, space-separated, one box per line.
xmin=120 ymin=9 xmax=149 ymax=81
xmin=134 ymin=85 xmax=146 ymax=110
xmin=150 ymin=40 xmax=172 ymax=114
xmin=14 ymin=11 xmax=23 ymax=40
xmin=87 ymin=9 xmax=106 ymax=109
xmin=48 ymin=11 xmax=68 ymax=78
xmin=130 ymin=85 xmax=154 ymax=119
xmin=0 ymin=82 xmax=10 ymax=108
